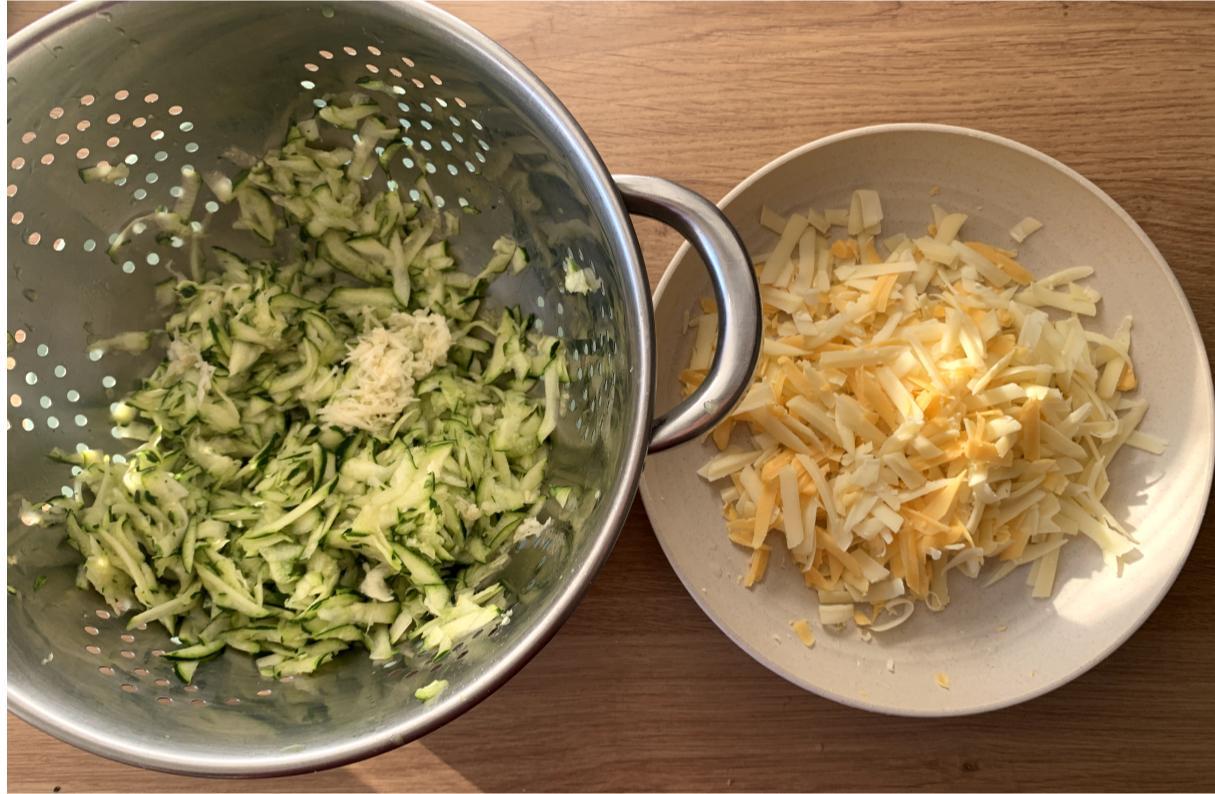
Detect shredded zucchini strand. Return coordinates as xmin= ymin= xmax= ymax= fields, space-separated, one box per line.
xmin=44 ymin=97 xmax=568 ymax=680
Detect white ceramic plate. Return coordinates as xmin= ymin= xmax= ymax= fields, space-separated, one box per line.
xmin=640 ymin=124 xmax=1214 ymax=716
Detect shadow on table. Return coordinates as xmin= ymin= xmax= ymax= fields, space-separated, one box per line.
xmin=255 ymin=768 xmax=376 ymax=794
xmin=414 ymin=489 xmax=1215 ymax=794
xmin=5 ymin=720 xmax=376 ymax=794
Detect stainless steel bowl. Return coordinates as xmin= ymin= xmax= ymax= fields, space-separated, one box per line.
xmin=6 ymin=0 xmax=760 ymax=776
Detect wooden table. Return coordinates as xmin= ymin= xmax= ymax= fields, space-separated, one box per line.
xmin=8 ymin=2 xmax=1215 ymax=791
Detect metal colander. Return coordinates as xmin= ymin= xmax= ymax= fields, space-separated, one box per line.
xmin=7 ymin=0 xmax=759 ymax=776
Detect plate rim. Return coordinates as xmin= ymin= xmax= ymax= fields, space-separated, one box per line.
xmin=640 ymin=122 xmax=1215 ymax=717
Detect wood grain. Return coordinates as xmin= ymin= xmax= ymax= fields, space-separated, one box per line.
xmin=8 ymin=2 xmax=1215 ymax=791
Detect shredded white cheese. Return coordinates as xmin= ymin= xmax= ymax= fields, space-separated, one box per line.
xmin=319 ymin=310 xmax=451 ymax=436
xmin=1010 ymin=216 xmax=1044 ymax=243
xmin=685 ymin=190 xmax=1162 ymax=635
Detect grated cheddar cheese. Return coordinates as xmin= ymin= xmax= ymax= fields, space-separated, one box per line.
xmin=791 ymin=618 xmax=816 ymax=648
xmin=686 ymin=191 xmax=1164 ymax=635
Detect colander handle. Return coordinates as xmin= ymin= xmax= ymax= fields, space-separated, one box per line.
xmin=614 ymin=175 xmax=762 ymax=452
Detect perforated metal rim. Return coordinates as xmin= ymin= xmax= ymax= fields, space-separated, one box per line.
xmin=6 ymin=0 xmax=655 ymax=777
